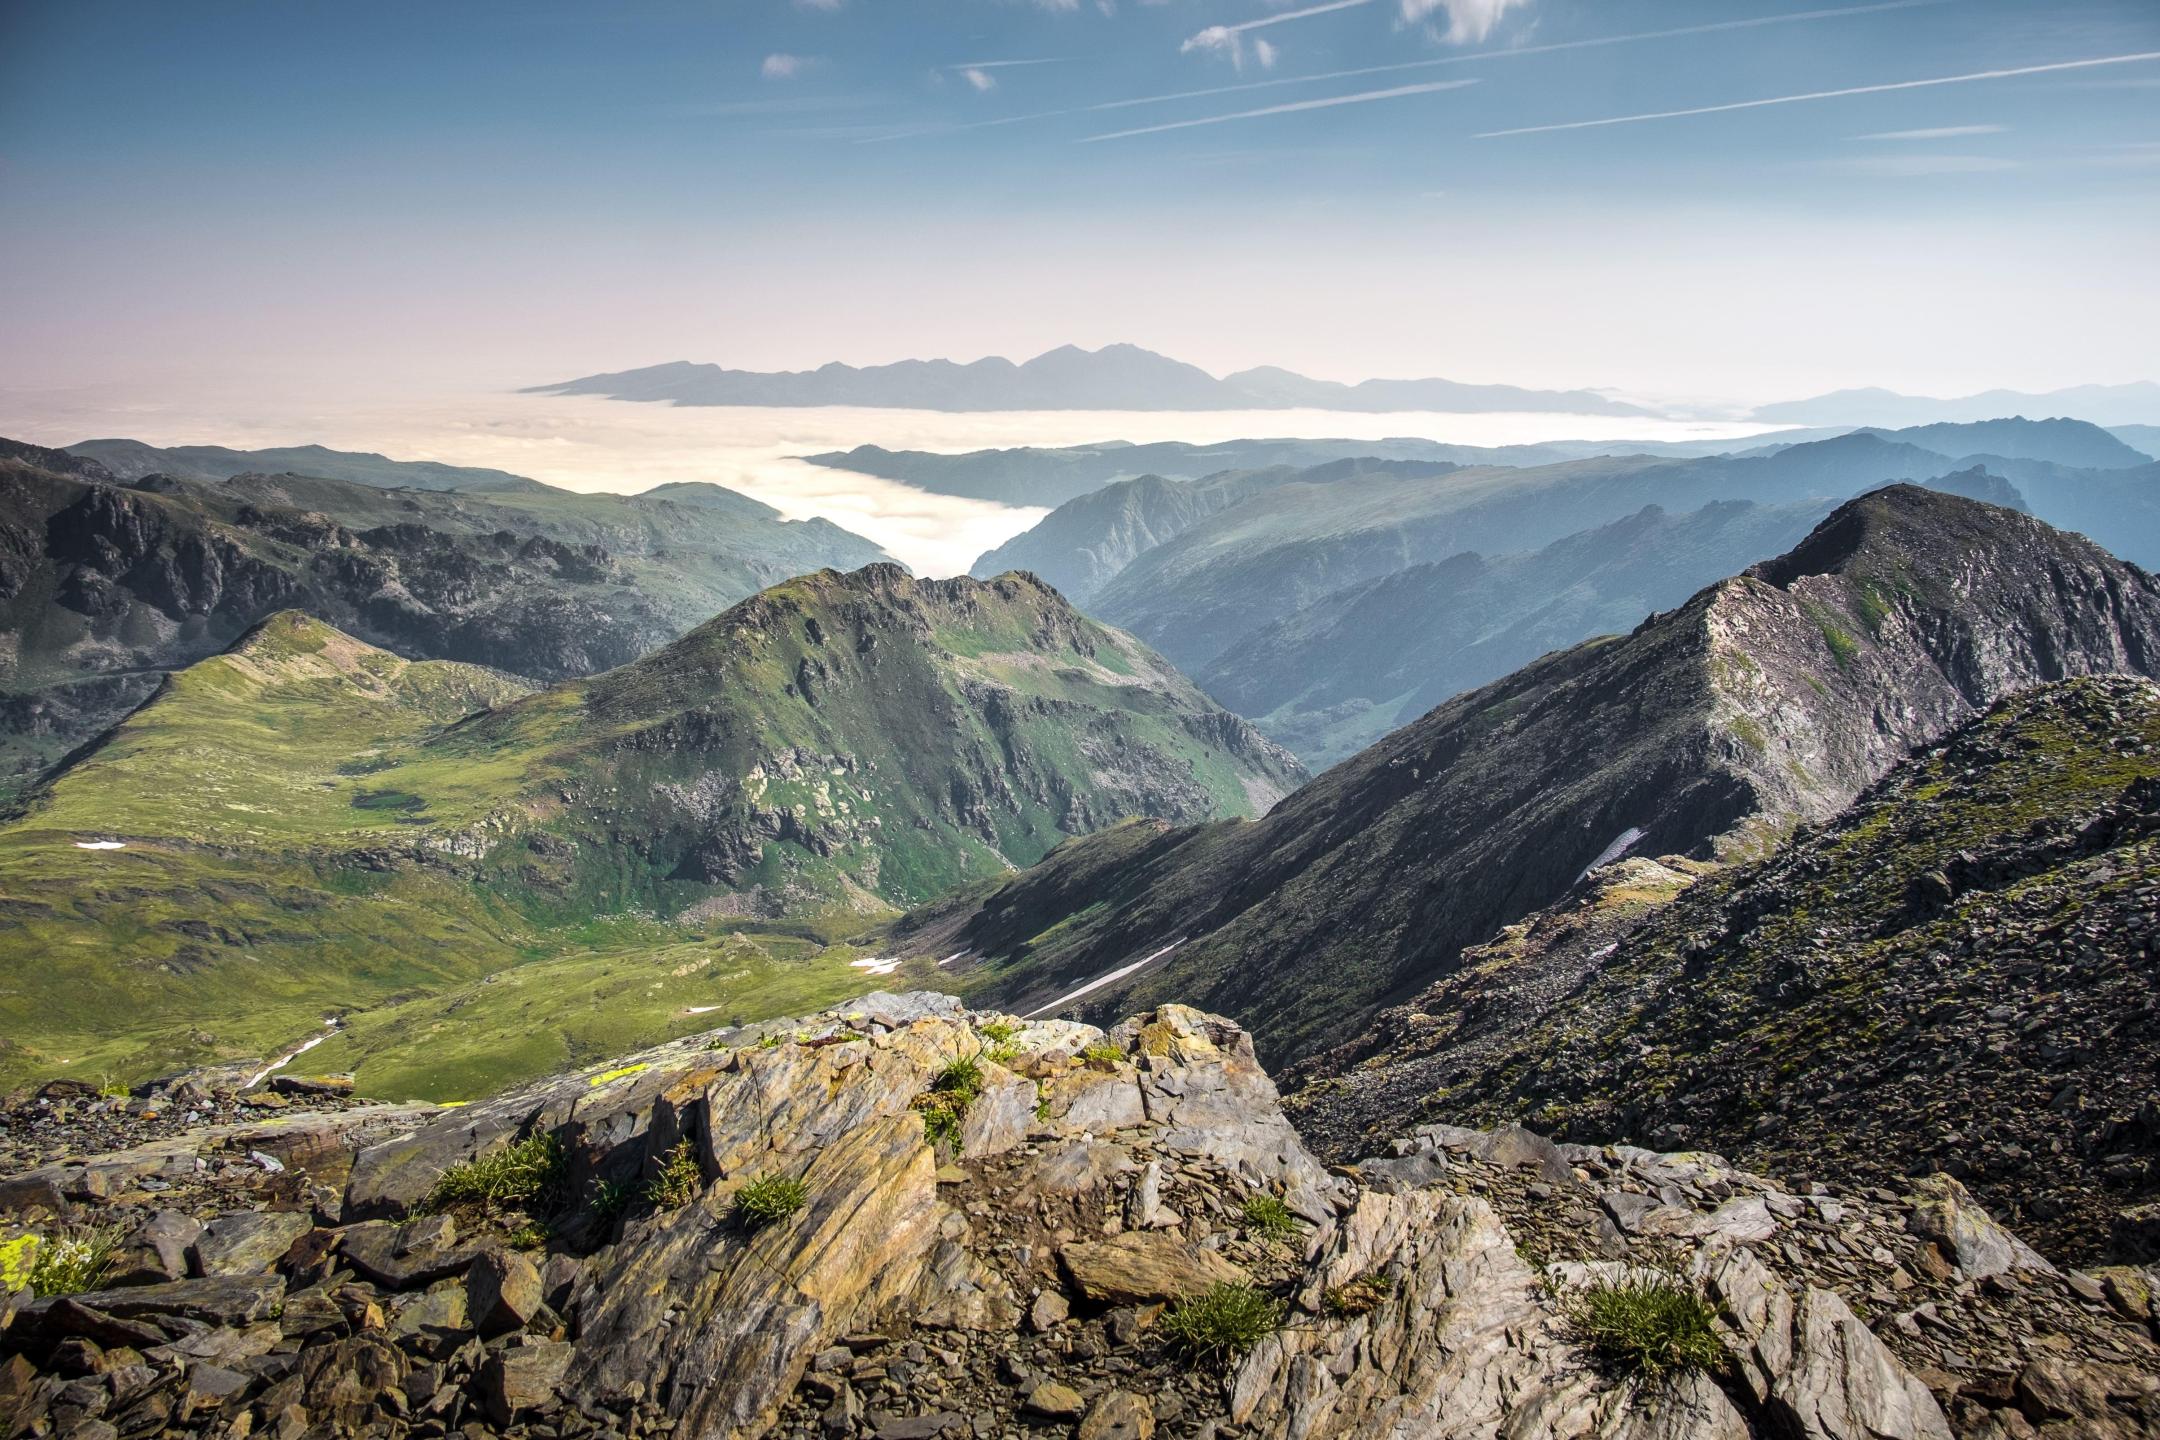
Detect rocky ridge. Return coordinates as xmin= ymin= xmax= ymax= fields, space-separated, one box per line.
xmin=915 ymin=486 xmax=2160 ymax=1065
xmin=1288 ymin=675 xmax=2160 ymax=1269
xmin=3 ymin=994 xmax=2155 ymax=1440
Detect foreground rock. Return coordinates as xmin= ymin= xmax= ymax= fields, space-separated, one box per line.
xmin=3 ymin=995 xmax=2155 ymax=1440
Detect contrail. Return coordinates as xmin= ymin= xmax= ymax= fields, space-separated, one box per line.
xmin=1478 ymin=51 xmax=2160 ymax=137
xmin=860 ymin=0 xmax=1949 ymax=144
xmin=1081 ymin=79 xmax=1477 ymax=142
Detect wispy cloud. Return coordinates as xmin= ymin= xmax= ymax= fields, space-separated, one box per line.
xmin=1855 ymin=123 xmax=2007 ymax=140
xmin=1477 ymin=51 xmax=2160 ymax=138
xmin=761 ymin=53 xmax=818 ymax=81
xmin=1826 ymin=153 xmax=2020 ymax=175
xmin=793 ymin=0 xmax=843 ymax=10
xmin=868 ymin=1 xmax=1948 ymax=144
xmin=1400 ymin=0 xmax=1533 ymax=46
xmin=941 ymin=58 xmax=1064 ymax=94
xmin=1081 ymin=78 xmax=1476 ymax=142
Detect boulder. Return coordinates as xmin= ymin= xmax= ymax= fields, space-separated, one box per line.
xmin=108 ymin=1211 xmax=202 ymax=1286
xmin=1059 ymin=1233 xmax=1249 ymax=1305
xmin=483 ymin=1341 xmax=572 ymax=1424
xmin=1906 ymin=1175 xmax=2056 ymax=1279
xmin=190 ymin=1211 xmax=312 ymax=1278
xmin=466 ymin=1249 xmax=544 ymax=1336
xmin=1079 ymin=1390 xmax=1155 ymax=1440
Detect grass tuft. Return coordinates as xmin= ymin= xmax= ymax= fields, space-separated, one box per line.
xmin=734 ymin=1172 xmax=809 ymax=1229
xmin=1568 ymin=1274 xmax=1726 ymax=1378
xmin=1240 ymin=1194 xmax=1302 ymax=1243
xmin=644 ymin=1140 xmax=704 ymax=1209
xmin=1161 ymin=1283 xmax=1285 ymax=1363
xmin=29 ymin=1227 xmax=120 ymax=1297
xmin=915 ymin=1055 xmax=986 ymax=1150
xmin=1079 ymin=1041 xmax=1123 ymax=1066
xmin=426 ymin=1134 xmax=564 ymax=1211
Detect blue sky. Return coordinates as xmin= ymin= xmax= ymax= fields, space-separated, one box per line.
xmin=2 ymin=0 xmax=2156 ymax=406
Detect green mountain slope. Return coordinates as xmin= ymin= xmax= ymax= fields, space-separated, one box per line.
xmin=1290 ymin=676 xmax=2160 ymax=1265
xmin=0 ymin=438 xmax=888 ymax=789
xmin=899 ymin=487 xmax=2160 ymax=1066
xmin=0 ymin=569 xmax=1298 ymax=1090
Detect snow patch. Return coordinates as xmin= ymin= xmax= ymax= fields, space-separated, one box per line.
xmin=1023 ymin=939 xmax=1185 ymax=1020
xmin=74 ymin=840 xmax=127 ymax=851
xmin=1577 ymin=827 xmax=1646 ymax=883
xmin=850 ymin=957 xmax=902 ymax=976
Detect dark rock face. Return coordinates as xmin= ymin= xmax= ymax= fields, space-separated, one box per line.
xmin=2 ymin=997 xmax=2153 ymax=1440
xmin=934 ymin=486 xmax=2160 ymax=1066
xmin=1290 ymin=677 xmax=2160 ymax=1269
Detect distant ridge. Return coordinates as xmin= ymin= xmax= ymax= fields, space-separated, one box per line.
xmin=525 ymin=343 xmax=1654 ymax=416
xmin=1755 ymin=384 xmax=2160 ymax=428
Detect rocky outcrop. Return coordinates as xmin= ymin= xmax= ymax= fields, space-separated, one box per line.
xmin=4 ymin=995 xmax=2153 ymax=1440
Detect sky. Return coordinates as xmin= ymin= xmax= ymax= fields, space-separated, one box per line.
xmin=2 ymin=0 xmax=2157 ymax=419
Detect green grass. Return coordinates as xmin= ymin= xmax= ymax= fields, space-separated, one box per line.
xmin=0 ymin=570 xmax=1290 ymax=1095
xmin=733 ymin=1172 xmax=809 ymax=1229
xmin=425 ymin=1134 xmax=565 ymax=1211
xmin=1240 ymin=1194 xmax=1302 ymax=1243
xmin=1568 ymin=1276 xmax=1726 ymax=1378
xmin=915 ymin=1055 xmax=986 ymax=1150
xmin=1160 ymin=1283 xmax=1286 ymax=1363
xmin=28 ymin=1226 xmax=121 ymax=1297
xmin=1080 ymin=1042 xmax=1123 ymax=1065
xmin=644 ymin=1141 xmax=703 ymax=1209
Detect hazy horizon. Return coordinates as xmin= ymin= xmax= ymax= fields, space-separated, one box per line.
xmin=0 ymin=385 xmax=1784 ymax=575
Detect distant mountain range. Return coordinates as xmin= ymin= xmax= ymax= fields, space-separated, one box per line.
xmin=0 ymin=437 xmax=887 ymax=791
xmin=530 ymin=346 xmax=2160 ymax=427
xmin=959 ymin=418 xmax=2155 ymax=765
xmin=67 ymin=438 xmax=558 ymax=494
xmin=527 ymin=344 xmax=1654 ymax=416
xmin=1754 ymin=381 xmax=2160 ymax=428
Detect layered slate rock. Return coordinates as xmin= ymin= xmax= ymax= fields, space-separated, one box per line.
xmin=2 ymin=994 xmax=2155 ymax=1440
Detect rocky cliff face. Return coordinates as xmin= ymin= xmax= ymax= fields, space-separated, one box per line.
xmin=924 ymin=486 xmax=2160 ymax=1065
xmin=1289 ymin=676 xmax=2160 ymax=1269
xmin=5 ymin=995 xmax=2153 ymax=1440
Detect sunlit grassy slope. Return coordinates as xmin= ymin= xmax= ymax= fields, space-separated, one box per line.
xmin=0 ymin=569 xmax=1298 ymax=1095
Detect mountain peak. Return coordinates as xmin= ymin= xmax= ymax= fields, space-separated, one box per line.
xmin=1746 ymin=481 xmax=2042 ymax=589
